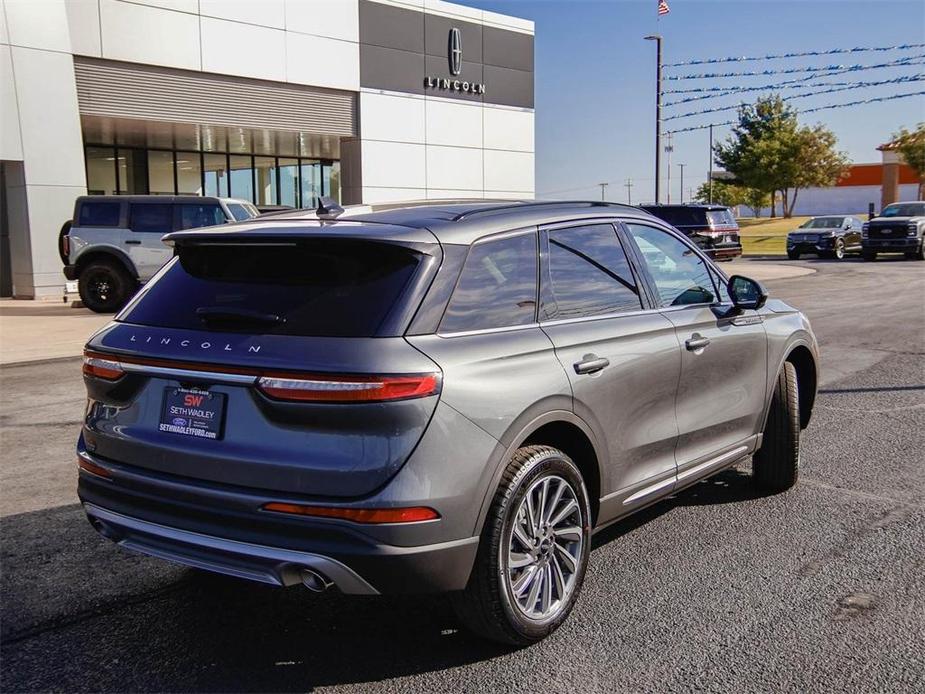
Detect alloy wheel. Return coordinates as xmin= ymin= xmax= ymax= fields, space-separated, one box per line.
xmin=505 ymin=475 xmax=584 ymax=622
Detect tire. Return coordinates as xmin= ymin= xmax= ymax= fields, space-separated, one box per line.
xmin=906 ymin=243 xmax=924 ymax=261
xmin=452 ymin=445 xmax=592 ymax=646
xmin=787 ymin=250 xmax=800 ymax=260
xmin=754 ymin=361 xmax=800 ymax=494
xmin=78 ymin=259 xmax=135 ymax=313
xmin=862 ymin=251 xmax=876 ymax=262
xmin=832 ymin=238 xmax=846 ymax=260
xmin=58 ymin=221 xmax=72 ymax=265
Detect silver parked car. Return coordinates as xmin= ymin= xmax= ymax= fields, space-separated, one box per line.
xmin=62 ymin=195 xmax=259 ymax=312
xmin=77 ymin=200 xmax=819 ymax=645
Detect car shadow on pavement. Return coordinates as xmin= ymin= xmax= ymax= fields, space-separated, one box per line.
xmin=0 ymin=503 xmax=514 ymax=692
xmin=591 ymin=466 xmax=765 ymax=552
xmin=2 ymin=468 xmax=767 ymax=691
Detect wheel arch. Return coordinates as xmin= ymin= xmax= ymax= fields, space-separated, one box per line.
xmin=74 ymin=247 xmax=138 ymax=280
xmin=475 ymin=411 xmax=605 ymax=534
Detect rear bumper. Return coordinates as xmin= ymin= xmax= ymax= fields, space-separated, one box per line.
xmin=77 ymin=449 xmax=480 ymax=595
xmin=63 ymin=264 xmax=78 ymax=281
xmin=707 ymin=244 xmax=743 ymax=260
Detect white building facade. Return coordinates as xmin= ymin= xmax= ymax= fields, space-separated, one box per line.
xmin=0 ymin=0 xmax=535 ymax=298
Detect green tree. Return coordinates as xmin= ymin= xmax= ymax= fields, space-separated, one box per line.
xmin=694 ymin=181 xmax=770 ymax=216
xmin=714 ymin=95 xmax=850 ymax=217
xmin=890 ymin=124 xmax=925 ymax=199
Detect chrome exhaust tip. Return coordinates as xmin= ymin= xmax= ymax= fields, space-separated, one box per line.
xmin=301 ymin=568 xmax=334 ymax=592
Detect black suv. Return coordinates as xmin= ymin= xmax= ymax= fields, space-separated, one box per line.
xmin=640 ymin=204 xmax=742 ymax=261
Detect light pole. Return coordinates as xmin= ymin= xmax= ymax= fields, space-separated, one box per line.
xmin=678 ymin=163 xmax=685 ymax=203
xmin=598 ymin=182 xmax=609 ymax=201
xmin=708 ymin=123 xmax=714 ymax=204
xmin=644 ymin=34 xmax=662 ymax=204
xmin=624 ymin=178 xmax=633 ymax=204
xmin=664 ymin=132 xmax=673 ymax=204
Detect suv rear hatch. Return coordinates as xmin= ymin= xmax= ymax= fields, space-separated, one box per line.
xmin=82 ymin=224 xmax=443 ymax=498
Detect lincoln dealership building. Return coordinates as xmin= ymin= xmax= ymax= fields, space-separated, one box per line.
xmin=0 ymin=0 xmax=535 ymax=299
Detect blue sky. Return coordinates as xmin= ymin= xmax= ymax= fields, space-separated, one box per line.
xmin=464 ymin=0 xmax=925 ymax=203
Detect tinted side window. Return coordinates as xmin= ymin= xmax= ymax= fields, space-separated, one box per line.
xmin=625 ymin=224 xmax=716 ymax=307
xmin=542 ymin=224 xmax=641 ymax=320
xmin=178 ymin=204 xmax=226 ymax=230
xmin=130 ymin=204 xmax=174 ymax=233
xmin=77 ymin=202 xmax=121 ymax=227
xmin=440 ymin=232 xmax=537 ymax=333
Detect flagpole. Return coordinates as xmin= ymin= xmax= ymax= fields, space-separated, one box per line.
xmin=645 ymin=33 xmax=662 ymax=204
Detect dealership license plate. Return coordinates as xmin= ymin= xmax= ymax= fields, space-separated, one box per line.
xmin=159 ymin=387 xmax=226 ymax=440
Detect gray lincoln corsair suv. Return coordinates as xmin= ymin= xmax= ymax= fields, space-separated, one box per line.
xmin=77 ymin=199 xmax=819 ymax=645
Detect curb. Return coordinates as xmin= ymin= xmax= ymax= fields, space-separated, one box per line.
xmin=0 ymin=355 xmax=83 ymax=369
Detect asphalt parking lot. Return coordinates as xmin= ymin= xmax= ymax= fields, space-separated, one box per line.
xmin=1 ymin=256 xmax=923 ymax=693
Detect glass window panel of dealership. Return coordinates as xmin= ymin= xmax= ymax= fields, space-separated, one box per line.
xmin=85 ymin=146 xmax=339 ymax=207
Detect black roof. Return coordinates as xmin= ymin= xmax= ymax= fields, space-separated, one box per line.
xmin=640 ymin=203 xmax=731 ymax=211
xmin=76 ymin=195 xmax=243 ymax=204
xmin=179 ymin=199 xmax=662 ymax=246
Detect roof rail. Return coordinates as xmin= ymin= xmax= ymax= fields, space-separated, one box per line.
xmin=452 ymin=200 xmax=635 ymax=222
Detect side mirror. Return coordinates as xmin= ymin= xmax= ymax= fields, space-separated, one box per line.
xmin=728 ymin=275 xmax=768 ymax=311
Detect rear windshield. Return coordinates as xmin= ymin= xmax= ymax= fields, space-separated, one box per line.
xmin=119 ymin=240 xmax=421 ymax=337
xmin=643 ymin=207 xmax=707 ymax=227
xmin=706 ymin=209 xmax=737 ymax=228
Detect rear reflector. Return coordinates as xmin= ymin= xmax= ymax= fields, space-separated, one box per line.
xmin=262 ymin=502 xmax=439 ymax=524
xmin=77 ymin=455 xmax=112 ymax=479
xmin=83 ymin=352 xmax=124 ymax=380
xmin=257 ymin=373 xmax=440 ymax=403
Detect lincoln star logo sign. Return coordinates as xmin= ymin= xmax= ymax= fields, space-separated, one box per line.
xmin=449 ymin=28 xmax=462 ymax=76
xmin=424 ymin=27 xmax=486 ymax=95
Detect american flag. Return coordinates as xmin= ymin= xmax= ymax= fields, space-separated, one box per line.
xmin=658 ymin=0 xmax=671 ymax=16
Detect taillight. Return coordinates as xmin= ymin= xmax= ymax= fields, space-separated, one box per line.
xmin=262 ymin=502 xmax=439 ymax=524
xmin=80 ymin=350 xmax=439 ymax=403
xmin=62 ymin=235 xmax=70 ymax=257
xmin=83 ymin=351 xmax=124 ymax=380
xmin=257 ymin=373 xmax=440 ymax=403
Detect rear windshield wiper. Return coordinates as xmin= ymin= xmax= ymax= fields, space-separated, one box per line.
xmin=195 ymin=307 xmax=285 ymax=326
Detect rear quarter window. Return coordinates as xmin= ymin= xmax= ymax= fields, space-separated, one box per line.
xmin=440 ymin=232 xmax=537 ymax=333
xmin=120 ymin=240 xmax=422 ymax=337
xmin=130 ymin=203 xmax=174 ymax=233
xmin=77 ymin=201 xmax=122 ymax=227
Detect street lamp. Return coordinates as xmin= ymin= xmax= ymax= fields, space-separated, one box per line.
xmin=644 ymin=34 xmax=662 ymax=204
xmin=678 ymin=163 xmax=685 ymax=203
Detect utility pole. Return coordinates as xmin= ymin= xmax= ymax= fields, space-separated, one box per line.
xmin=665 ymin=132 xmax=673 ymax=204
xmin=678 ymin=163 xmax=685 ymax=204
xmin=708 ymin=123 xmax=714 ymax=204
xmin=624 ymin=178 xmax=633 ymax=205
xmin=644 ymin=34 xmax=662 ymax=204
xmin=598 ymin=182 xmax=609 ymax=201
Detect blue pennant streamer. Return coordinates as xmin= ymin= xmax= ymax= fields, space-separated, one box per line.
xmin=665 ymin=43 xmax=925 ymax=68
xmin=666 ymin=91 xmax=925 ymax=134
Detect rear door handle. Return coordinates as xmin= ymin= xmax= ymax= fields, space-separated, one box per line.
xmin=574 ymin=355 xmax=610 ymax=375
xmin=685 ymin=335 xmax=711 ymax=352
xmin=124 ymin=239 xmax=141 ymax=245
